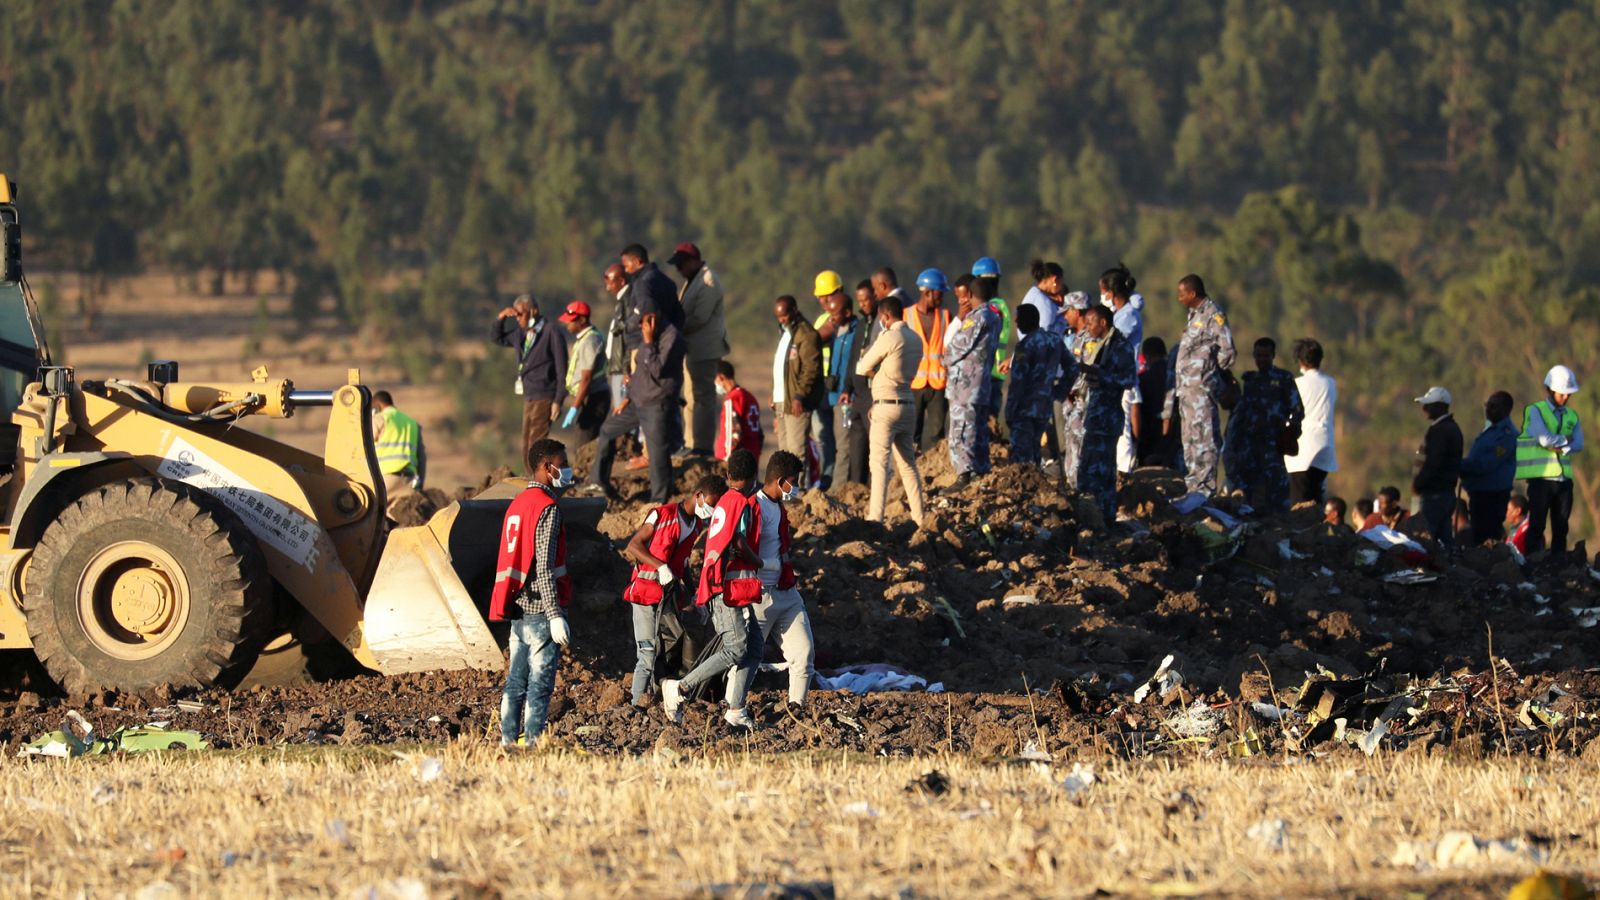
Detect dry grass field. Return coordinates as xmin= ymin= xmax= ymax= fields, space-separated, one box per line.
xmin=1 ymin=745 xmax=1595 ymax=898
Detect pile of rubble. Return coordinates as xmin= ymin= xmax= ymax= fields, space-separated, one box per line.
xmin=7 ymin=437 xmax=1600 ymax=759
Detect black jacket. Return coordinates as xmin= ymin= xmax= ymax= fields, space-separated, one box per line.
xmin=1413 ymin=413 xmax=1464 ymax=495
xmin=844 ymin=314 xmax=882 ymax=413
xmin=491 ymin=314 xmax=568 ymax=403
xmin=629 ymin=322 xmax=686 ymax=407
xmin=629 ymin=263 xmax=684 ymax=332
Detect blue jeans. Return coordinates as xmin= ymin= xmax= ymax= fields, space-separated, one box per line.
xmin=501 ymin=615 xmax=561 ymax=745
xmin=630 ymin=603 xmax=661 ymax=704
xmin=812 ymin=402 xmax=836 ymax=484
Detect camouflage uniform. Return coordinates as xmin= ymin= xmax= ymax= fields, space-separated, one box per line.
xmin=1061 ymin=328 xmax=1137 ymax=520
xmin=1161 ymin=298 xmax=1236 ymax=496
xmin=1004 ymin=329 xmax=1064 ymax=465
xmin=945 ymin=303 xmax=1000 ymax=476
xmin=1223 ymin=366 xmax=1304 ymax=513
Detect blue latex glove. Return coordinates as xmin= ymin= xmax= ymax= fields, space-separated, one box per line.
xmin=560 ymin=407 xmax=578 ymax=429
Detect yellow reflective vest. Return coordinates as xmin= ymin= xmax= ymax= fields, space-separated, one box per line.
xmin=1514 ymin=400 xmax=1577 ymax=481
xmin=374 ymin=407 xmax=422 ymax=475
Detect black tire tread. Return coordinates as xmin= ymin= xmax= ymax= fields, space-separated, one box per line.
xmin=23 ymin=477 xmax=272 ymax=695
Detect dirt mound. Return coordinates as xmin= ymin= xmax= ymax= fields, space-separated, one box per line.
xmin=8 ymin=438 xmax=1600 ymax=760
xmin=388 ymin=488 xmax=451 ymax=527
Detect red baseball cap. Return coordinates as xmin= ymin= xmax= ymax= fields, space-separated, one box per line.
xmin=666 ymin=242 xmax=701 ymax=265
xmin=558 ymin=300 xmax=591 ymax=322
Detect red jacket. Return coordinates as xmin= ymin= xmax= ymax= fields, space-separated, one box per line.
xmin=488 ymin=485 xmax=569 ymax=621
xmin=1508 ymin=517 xmax=1530 ymax=554
xmin=696 ymin=489 xmax=762 ymax=607
xmin=624 ymin=502 xmax=702 ymax=607
xmin=715 ymin=386 xmax=764 ymax=461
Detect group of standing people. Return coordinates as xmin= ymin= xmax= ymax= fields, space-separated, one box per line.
xmin=491 ymin=242 xmax=743 ymax=507
xmin=1404 ymin=365 xmax=1585 ymax=557
xmin=481 ymin=246 xmax=1587 ymax=749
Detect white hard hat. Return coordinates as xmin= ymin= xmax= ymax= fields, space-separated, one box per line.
xmin=1544 ymin=365 xmax=1580 ymax=395
xmin=1414 ymin=386 xmax=1452 ymax=405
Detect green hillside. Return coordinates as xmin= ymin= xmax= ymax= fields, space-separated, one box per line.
xmin=3 ymin=0 xmax=1598 ymax=532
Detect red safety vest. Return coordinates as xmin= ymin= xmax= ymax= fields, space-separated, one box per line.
xmin=715 ymin=386 xmax=764 ymax=461
xmin=488 ymin=485 xmax=570 ymax=621
xmin=623 ymin=503 xmax=702 ymax=606
xmin=696 ymin=489 xmax=763 ymax=607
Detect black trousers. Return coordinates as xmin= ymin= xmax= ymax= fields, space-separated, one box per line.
xmin=837 ymin=401 xmax=870 ymax=487
xmin=573 ymin=390 xmax=610 ymax=445
xmin=913 ymin=387 xmax=947 ymax=453
xmin=1526 ymin=478 xmax=1575 ymax=555
xmin=1289 ymin=467 xmax=1329 ymax=506
xmin=592 ymin=401 xmax=674 ymax=503
xmin=1467 ymin=489 xmax=1509 ymax=546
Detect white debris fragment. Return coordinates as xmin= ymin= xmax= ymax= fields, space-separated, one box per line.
xmin=1247 ymin=818 xmax=1290 ymax=852
xmin=1391 ymin=831 xmax=1549 ymax=870
xmin=1019 ymin=740 xmax=1053 ymax=763
xmin=1571 ymin=607 xmax=1600 ymax=628
xmin=1166 ymin=699 xmax=1223 ymax=738
xmin=1250 ymin=702 xmax=1288 ymax=722
xmin=1060 ymin=763 xmax=1096 ymax=798
xmin=841 ymin=801 xmax=880 ymax=818
xmin=415 ymin=757 xmax=444 ymax=784
xmin=1133 ymin=654 xmax=1184 ymax=703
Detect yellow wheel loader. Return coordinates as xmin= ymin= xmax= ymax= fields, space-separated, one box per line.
xmin=0 ymin=175 xmax=599 ymax=694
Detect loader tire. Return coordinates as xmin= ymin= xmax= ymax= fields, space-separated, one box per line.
xmin=24 ymin=478 xmax=271 ymax=695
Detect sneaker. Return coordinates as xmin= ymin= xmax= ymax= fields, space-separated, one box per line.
xmin=672 ymin=446 xmax=709 ymax=461
xmin=724 ymin=707 xmax=755 ymax=730
xmin=661 ymin=679 xmax=684 ymax=724
xmin=625 ymin=455 xmax=650 ymax=471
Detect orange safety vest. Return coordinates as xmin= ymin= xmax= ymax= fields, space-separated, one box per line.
xmin=905 ymin=307 xmax=951 ymax=390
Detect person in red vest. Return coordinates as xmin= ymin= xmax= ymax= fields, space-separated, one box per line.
xmin=488 ymin=438 xmax=573 ymax=748
xmin=621 ymin=472 xmax=727 ymax=706
xmin=1505 ymin=493 xmax=1531 ymax=555
xmin=713 ymin=361 xmax=763 ymax=461
xmin=662 ymin=449 xmax=764 ymax=726
xmin=724 ymin=450 xmax=815 ymax=718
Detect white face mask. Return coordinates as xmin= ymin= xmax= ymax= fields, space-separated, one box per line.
xmin=1101 ymin=292 xmax=1112 ymax=305
xmin=715 ymin=382 xmax=729 ymax=397
xmin=550 ymin=466 xmax=574 ymax=489
xmin=695 ymin=499 xmax=714 ymax=520
xmin=779 ymin=481 xmax=798 ymax=502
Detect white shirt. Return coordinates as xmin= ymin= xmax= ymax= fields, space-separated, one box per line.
xmin=643 ymin=508 xmax=697 ymax=547
xmin=754 ymin=491 xmax=783 ymax=587
xmin=1285 ymin=367 xmax=1338 ymax=473
xmin=773 ymin=326 xmax=793 ymax=405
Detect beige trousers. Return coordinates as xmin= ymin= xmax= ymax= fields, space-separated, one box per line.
xmin=775 ymin=408 xmax=810 ymax=459
xmin=868 ymin=402 xmax=925 ymax=525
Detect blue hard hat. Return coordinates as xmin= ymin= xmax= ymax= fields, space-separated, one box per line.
xmin=916 ymin=268 xmax=949 ymax=292
xmin=971 ymin=256 xmax=1001 ymax=277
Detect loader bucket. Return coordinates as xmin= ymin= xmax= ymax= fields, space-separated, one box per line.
xmin=363 ymin=489 xmax=609 ymax=675
xmin=364 ymin=501 xmax=505 ymax=675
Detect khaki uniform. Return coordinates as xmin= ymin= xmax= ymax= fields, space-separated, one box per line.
xmin=855 ymin=321 xmax=926 ymax=525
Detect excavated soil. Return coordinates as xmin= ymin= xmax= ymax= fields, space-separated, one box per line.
xmin=6 ymin=437 xmax=1600 ymax=759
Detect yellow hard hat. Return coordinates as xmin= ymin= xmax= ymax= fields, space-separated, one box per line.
xmin=813 ymin=270 xmax=843 ymax=297
xmin=1508 ymin=871 xmax=1593 ymax=900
